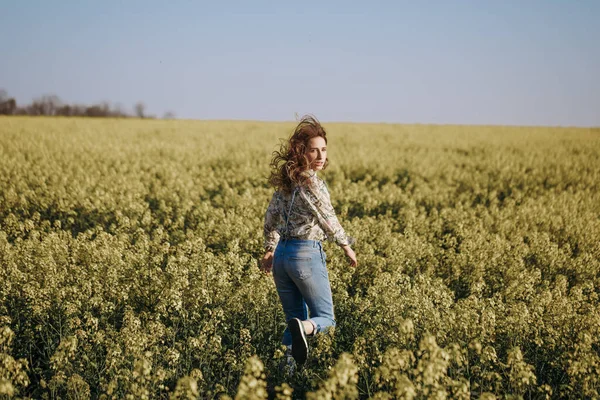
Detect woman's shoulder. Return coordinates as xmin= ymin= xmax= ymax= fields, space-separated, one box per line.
xmin=299 ymin=176 xmax=330 ymax=199
xmin=300 ymin=170 xmax=324 ymax=183
xmin=310 ymin=173 xmax=327 ymax=189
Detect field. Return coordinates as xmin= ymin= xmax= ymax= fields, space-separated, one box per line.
xmin=1 ymin=117 xmax=599 ymax=399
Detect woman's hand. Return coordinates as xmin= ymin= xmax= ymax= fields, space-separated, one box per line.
xmin=341 ymin=245 xmax=357 ymax=267
xmin=260 ymin=251 xmax=274 ymax=273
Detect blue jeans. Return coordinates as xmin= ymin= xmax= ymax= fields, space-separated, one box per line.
xmin=273 ymin=239 xmax=336 ymax=346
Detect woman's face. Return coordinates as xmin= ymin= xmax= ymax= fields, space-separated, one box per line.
xmin=305 ymin=136 xmax=327 ymax=171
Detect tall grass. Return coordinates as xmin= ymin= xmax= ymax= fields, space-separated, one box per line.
xmin=1 ymin=117 xmax=599 ymax=399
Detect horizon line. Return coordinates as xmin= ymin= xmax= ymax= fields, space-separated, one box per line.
xmin=2 ymin=115 xmax=598 ymax=129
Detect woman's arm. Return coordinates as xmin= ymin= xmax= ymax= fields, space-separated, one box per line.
xmin=340 ymin=245 xmax=357 ymax=267
xmin=263 ymin=191 xmax=281 ymax=251
xmin=262 ymin=192 xmax=280 ymax=272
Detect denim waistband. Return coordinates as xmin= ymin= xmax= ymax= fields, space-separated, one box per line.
xmin=279 ymin=238 xmax=322 ymax=248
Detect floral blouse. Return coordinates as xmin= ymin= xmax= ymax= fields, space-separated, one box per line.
xmin=264 ymin=171 xmax=355 ymax=251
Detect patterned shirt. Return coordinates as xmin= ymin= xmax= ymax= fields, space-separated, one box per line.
xmin=264 ymin=171 xmax=355 ymax=251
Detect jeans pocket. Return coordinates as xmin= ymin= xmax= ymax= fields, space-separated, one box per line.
xmin=287 ymin=254 xmax=314 ymax=281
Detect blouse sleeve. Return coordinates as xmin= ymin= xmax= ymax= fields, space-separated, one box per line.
xmin=263 ymin=191 xmax=281 ymax=251
xmin=299 ymin=179 xmax=355 ymax=247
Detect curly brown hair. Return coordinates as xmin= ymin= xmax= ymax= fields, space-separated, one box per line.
xmin=268 ymin=115 xmax=329 ymax=193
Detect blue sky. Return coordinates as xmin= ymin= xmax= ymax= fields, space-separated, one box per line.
xmin=1 ymin=1 xmax=599 ymax=126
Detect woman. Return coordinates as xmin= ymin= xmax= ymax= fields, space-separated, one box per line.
xmin=261 ymin=115 xmax=358 ymax=366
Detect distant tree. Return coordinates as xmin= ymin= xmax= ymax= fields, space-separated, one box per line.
xmin=163 ymin=111 xmax=176 ymax=119
xmin=0 ymin=89 xmax=17 ymax=115
xmin=75 ymin=104 xmax=88 ymax=116
xmin=0 ymin=98 xmax=17 ymax=115
xmin=15 ymin=106 xmax=29 ymax=115
xmin=27 ymin=102 xmax=42 ymax=115
xmin=99 ymin=102 xmax=111 ymax=117
xmin=56 ymin=104 xmax=73 ymax=116
xmin=45 ymin=95 xmax=62 ymax=116
xmin=134 ymin=102 xmax=146 ymax=118
xmin=0 ymin=91 xmax=174 ymax=119
xmin=29 ymin=95 xmax=61 ymax=116
xmin=63 ymin=104 xmax=87 ymax=117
